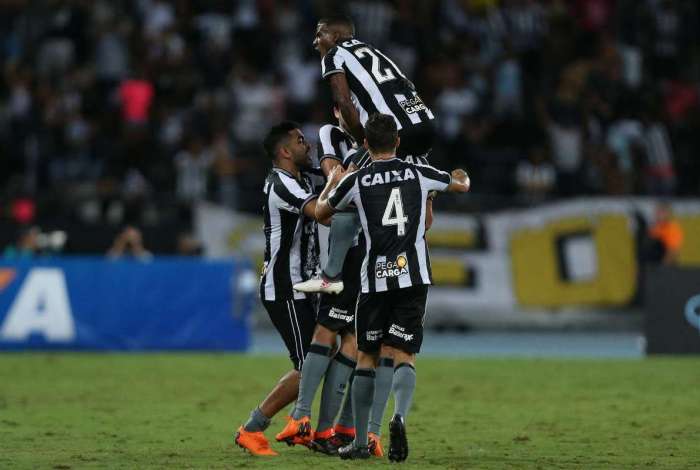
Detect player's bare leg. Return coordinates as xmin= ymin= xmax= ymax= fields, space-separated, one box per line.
xmin=259 ymin=369 xmax=302 ymax=419
xmin=235 ymin=369 xmax=300 ymax=456
xmin=388 ymin=348 xmax=416 ymax=462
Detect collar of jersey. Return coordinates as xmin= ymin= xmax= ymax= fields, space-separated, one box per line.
xmin=272 ymin=166 xmax=297 ymax=179
xmin=369 ymin=156 xmax=398 ymax=164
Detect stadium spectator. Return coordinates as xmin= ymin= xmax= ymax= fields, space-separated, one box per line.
xmin=107 ymin=226 xmax=153 ymax=261
xmin=118 ymin=71 xmax=154 ymax=126
xmin=515 ymin=144 xmax=556 ymax=203
xmin=176 ymin=232 xmax=203 ymax=256
xmin=1 ymin=0 xmax=699 ymax=252
xmin=2 ymin=226 xmax=41 ymax=260
xmin=175 ymin=136 xmax=214 ymax=203
xmin=646 ymin=202 xmax=684 ymax=265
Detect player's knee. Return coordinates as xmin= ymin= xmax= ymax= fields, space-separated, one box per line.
xmin=392 ymin=349 xmax=415 ymax=367
xmin=380 ymin=343 xmax=395 ymax=358
xmin=312 ymin=324 xmax=337 ymax=346
xmin=280 ymin=369 xmax=300 ymax=385
xmin=357 ymin=350 xmax=378 ymax=369
xmin=339 ymin=333 xmax=358 ymax=358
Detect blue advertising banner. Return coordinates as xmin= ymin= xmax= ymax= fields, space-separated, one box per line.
xmin=0 ymin=257 xmax=253 ymax=351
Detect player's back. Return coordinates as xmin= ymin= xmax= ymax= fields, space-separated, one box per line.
xmin=348 ymin=158 xmax=450 ymax=292
xmin=322 ymin=38 xmax=434 ymax=134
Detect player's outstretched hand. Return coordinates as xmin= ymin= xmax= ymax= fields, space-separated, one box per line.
xmin=449 ymin=169 xmax=471 ymax=193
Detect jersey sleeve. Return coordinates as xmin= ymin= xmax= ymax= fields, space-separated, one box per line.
xmin=272 ymin=175 xmax=317 ymax=214
xmin=347 ymin=147 xmax=371 ymax=169
xmin=321 ymin=46 xmax=345 ymax=78
xmin=305 ymin=168 xmax=327 ymax=195
xmin=328 ymin=173 xmax=359 ymax=211
xmin=318 ymin=125 xmax=343 ymax=164
xmin=416 ymin=164 xmax=452 ymax=192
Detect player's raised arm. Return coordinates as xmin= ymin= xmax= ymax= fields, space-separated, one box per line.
xmin=328 ymin=74 xmax=365 ymax=144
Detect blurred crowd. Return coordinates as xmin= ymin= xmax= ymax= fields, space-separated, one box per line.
xmin=1 ymin=0 xmax=700 ymax=250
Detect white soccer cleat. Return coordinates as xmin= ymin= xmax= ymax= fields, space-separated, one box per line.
xmin=293 ymin=278 xmax=344 ymax=294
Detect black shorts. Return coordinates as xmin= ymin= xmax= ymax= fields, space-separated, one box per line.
xmin=263 ymin=298 xmax=316 ymax=370
xmin=397 ymin=120 xmax=435 ymax=163
xmin=356 ymin=285 xmax=428 ymax=354
xmin=317 ymin=244 xmax=364 ymax=335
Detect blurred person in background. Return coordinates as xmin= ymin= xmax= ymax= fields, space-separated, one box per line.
xmin=646 ymin=202 xmax=683 ymax=266
xmin=3 ymin=226 xmax=41 ymax=260
xmin=106 ymin=225 xmax=152 ymax=261
xmin=175 ymin=135 xmax=213 ymax=203
xmin=176 ymin=232 xmax=203 ymax=256
xmin=515 ymin=143 xmax=556 ymax=204
xmin=0 ymin=0 xmax=699 ymax=254
xmin=539 ymin=64 xmax=586 ymax=196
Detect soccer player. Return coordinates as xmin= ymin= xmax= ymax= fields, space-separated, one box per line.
xmin=276 ymin=110 xmax=385 ymax=456
xmin=275 ymin=111 xmax=361 ymax=451
xmin=234 ymin=121 xmax=329 ymax=456
xmin=293 ymin=15 xmax=439 ymax=448
xmin=296 ymin=14 xmax=436 ymax=295
xmin=315 ymin=113 xmax=471 ymax=461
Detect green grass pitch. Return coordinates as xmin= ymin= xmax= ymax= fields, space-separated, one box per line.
xmin=1 ymin=353 xmax=699 ymax=469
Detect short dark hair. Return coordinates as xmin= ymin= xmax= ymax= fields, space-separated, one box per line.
xmin=263 ymin=121 xmax=299 ymax=160
xmin=364 ymin=113 xmax=398 ymax=154
xmin=318 ymin=15 xmax=355 ymax=37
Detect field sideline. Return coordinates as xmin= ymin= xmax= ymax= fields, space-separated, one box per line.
xmin=1 ymin=354 xmax=699 ymax=469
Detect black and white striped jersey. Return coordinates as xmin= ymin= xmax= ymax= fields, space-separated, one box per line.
xmin=317 ymin=123 xmax=374 ymax=170
xmin=317 ymin=124 xmax=357 ymax=169
xmin=260 ymin=167 xmax=322 ymax=301
xmin=327 ymin=158 xmax=451 ymax=293
xmin=321 ymin=38 xmax=435 ymax=132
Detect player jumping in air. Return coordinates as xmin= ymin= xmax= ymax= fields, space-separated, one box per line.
xmin=291 ymin=14 xmax=438 ymax=450
xmin=295 ymin=14 xmax=436 ymax=296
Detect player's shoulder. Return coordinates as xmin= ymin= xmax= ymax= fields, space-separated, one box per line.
xmin=391 ymin=158 xmax=436 ymax=179
xmin=319 ymin=123 xmax=343 ymax=140
xmin=269 ymin=168 xmax=301 ymax=191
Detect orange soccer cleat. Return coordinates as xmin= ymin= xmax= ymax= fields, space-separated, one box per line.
xmin=368 ymin=432 xmax=384 ymax=457
xmin=234 ymin=426 xmax=278 ymax=456
xmin=333 ymin=424 xmax=356 ymax=446
xmin=275 ymin=416 xmax=313 ymax=446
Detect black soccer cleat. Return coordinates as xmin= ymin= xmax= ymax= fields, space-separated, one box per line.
xmin=337 ymin=443 xmax=371 ymax=460
xmin=388 ymin=414 xmax=409 ymax=462
xmin=309 ymin=435 xmax=345 ymax=455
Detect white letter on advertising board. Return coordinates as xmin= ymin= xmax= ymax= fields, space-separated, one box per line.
xmin=0 ymin=268 xmax=76 ymax=342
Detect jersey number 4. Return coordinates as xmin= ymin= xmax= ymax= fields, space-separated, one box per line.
xmin=382 ymin=187 xmax=408 ymax=236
